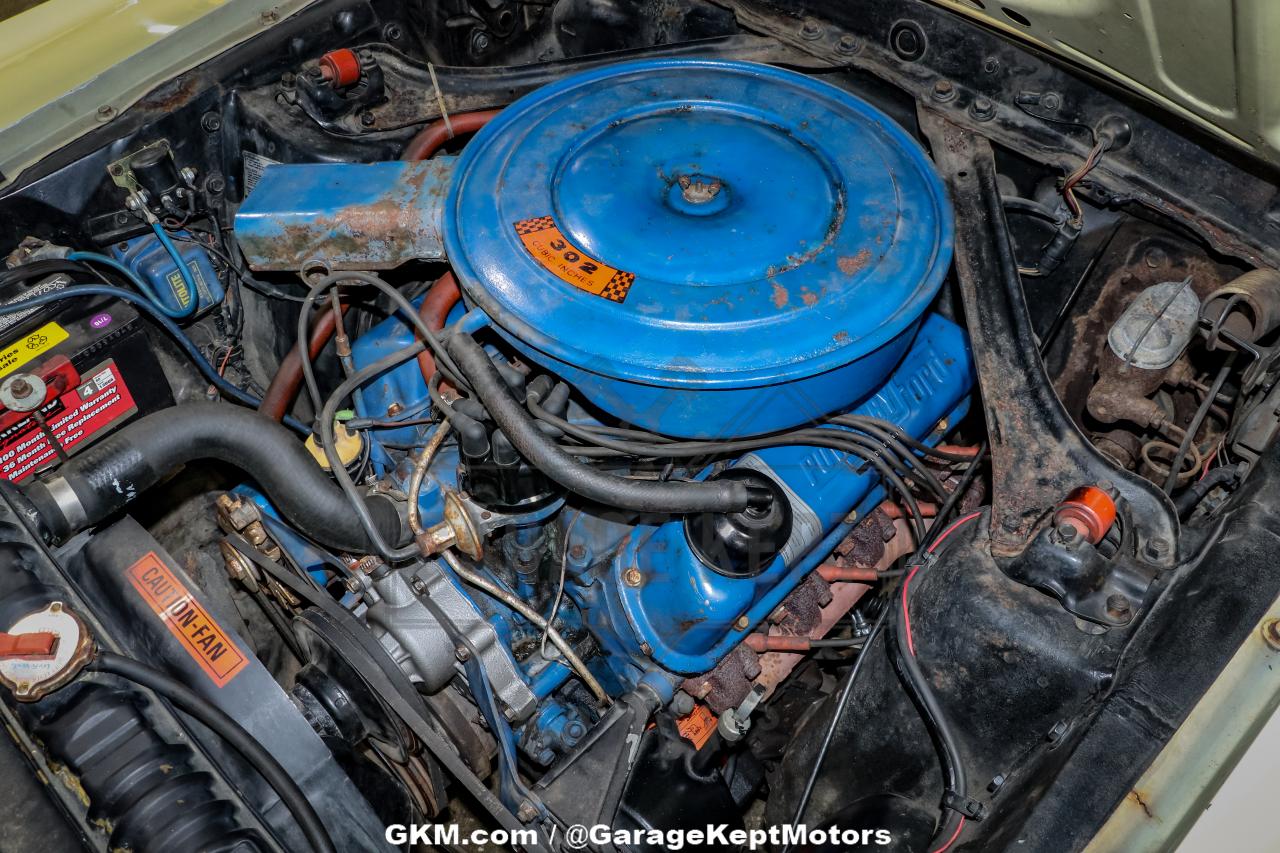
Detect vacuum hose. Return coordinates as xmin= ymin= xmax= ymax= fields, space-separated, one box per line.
xmin=447 ymin=332 xmax=765 ymax=514
xmin=22 ymin=402 xmax=404 ymax=553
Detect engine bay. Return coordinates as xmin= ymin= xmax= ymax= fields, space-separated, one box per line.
xmin=2 ymin=2 xmax=1280 ymax=851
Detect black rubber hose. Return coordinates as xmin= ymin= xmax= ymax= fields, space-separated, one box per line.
xmin=1174 ymin=466 xmax=1239 ymax=518
xmin=22 ymin=402 xmax=403 ymax=552
xmin=447 ymin=333 xmax=761 ymax=514
xmin=90 ymin=652 xmax=336 ymax=853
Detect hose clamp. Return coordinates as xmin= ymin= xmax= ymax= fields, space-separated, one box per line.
xmin=44 ymin=476 xmax=86 ymax=531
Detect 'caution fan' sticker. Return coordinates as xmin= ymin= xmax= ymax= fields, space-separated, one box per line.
xmin=126 ymin=552 xmax=249 ymax=687
xmin=514 ymin=216 xmax=634 ymax=303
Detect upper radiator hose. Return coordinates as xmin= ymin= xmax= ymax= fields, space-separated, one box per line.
xmin=21 ymin=402 xmax=404 ymax=552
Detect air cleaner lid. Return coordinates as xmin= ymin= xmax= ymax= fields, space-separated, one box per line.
xmin=445 ymin=59 xmax=953 ymax=389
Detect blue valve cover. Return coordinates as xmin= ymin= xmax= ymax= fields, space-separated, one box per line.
xmin=446 ymin=58 xmax=953 ymax=437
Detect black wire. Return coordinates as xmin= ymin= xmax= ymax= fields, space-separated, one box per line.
xmin=526 ymin=399 xmax=944 ymax=522
xmin=297 ymin=271 xmax=468 ymax=428
xmin=0 ymin=280 xmax=308 ymax=433
xmin=892 ymin=593 xmax=971 ymax=848
xmin=825 ymin=415 xmax=979 ymax=463
xmin=318 ymin=341 xmax=425 ymax=561
xmin=90 ymin=651 xmax=336 ymax=853
xmin=0 ymin=259 xmax=114 ymax=288
xmin=1013 ymin=100 xmax=1099 ymax=140
xmin=782 ymin=433 xmax=945 ymax=850
xmin=887 ymin=506 xmax=988 ymax=850
xmin=807 ymin=637 xmax=868 ymax=648
xmin=784 ymin=603 xmax=890 ymax=853
xmin=1039 ymin=219 xmax=1122 ymax=355
xmin=1165 ymin=355 xmax=1235 ymax=494
xmin=922 ymin=444 xmax=988 ymax=550
xmin=828 ymin=418 xmax=949 ymax=498
xmin=204 ymin=211 xmax=310 ymax=304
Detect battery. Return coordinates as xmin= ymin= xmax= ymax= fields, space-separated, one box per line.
xmin=0 ymin=273 xmax=172 ymax=483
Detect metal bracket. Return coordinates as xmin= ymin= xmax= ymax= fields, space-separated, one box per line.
xmin=917 ymin=109 xmax=1177 ymax=587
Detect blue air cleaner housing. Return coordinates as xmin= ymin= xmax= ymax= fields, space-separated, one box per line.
xmin=445 ymin=59 xmax=953 ymax=438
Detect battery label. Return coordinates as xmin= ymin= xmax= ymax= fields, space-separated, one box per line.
xmin=0 ymin=360 xmax=138 ymax=483
xmin=0 ymin=322 xmax=69 ymax=379
xmin=0 ymin=274 xmax=71 ymax=335
xmin=513 ymin=216 xmax=635 ymax=303
xmin=125 ymin=552 xmax=249 ymax=687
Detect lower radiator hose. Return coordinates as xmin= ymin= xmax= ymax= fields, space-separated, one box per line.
xmin=21 ymin=402 xmax=404 ymax=553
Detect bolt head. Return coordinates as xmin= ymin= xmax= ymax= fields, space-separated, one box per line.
xmin=970 ymin=97 xmax=996 ymax=120
xmin=1106 ymin=593 xmax=1131 ymax=619
xmin=799 ymin=18 xmax=824 ymax=40
xmin=623 ymin=567 xmax=643 ymax=587
xmin=1055 ymin=520 xmax=1081 ymax=545
xmin=837 ymin=34 xmax=859 ymax=54
xmin=932 ymin=79 xmax=957 ymax=102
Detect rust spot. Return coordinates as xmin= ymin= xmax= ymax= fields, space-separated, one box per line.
xmin=834 ymin=330 xmax=850 ymax=342
xmin=771 ymin=281 xmax=789 ymax=309
xmin=838 ymin=249 xmax=872 ymax=275
xmin=1127 ymin=789 xmax=1156 ymax=820
xmin=801 ymin=290 xmax=819 ymax=307
xmin=140 ymin=74 xmax=201 ymax=111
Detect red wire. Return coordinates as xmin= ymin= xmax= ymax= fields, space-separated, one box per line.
xmin=1199 ymin=446 xmax=1219 ymax=482
xmin=217 ymin=346 xmax=235 ymax=377
xmin=930 ymin=817 xmax=966 ymax=853
xmin=902 ymin=511 xmax=984 ymax=657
